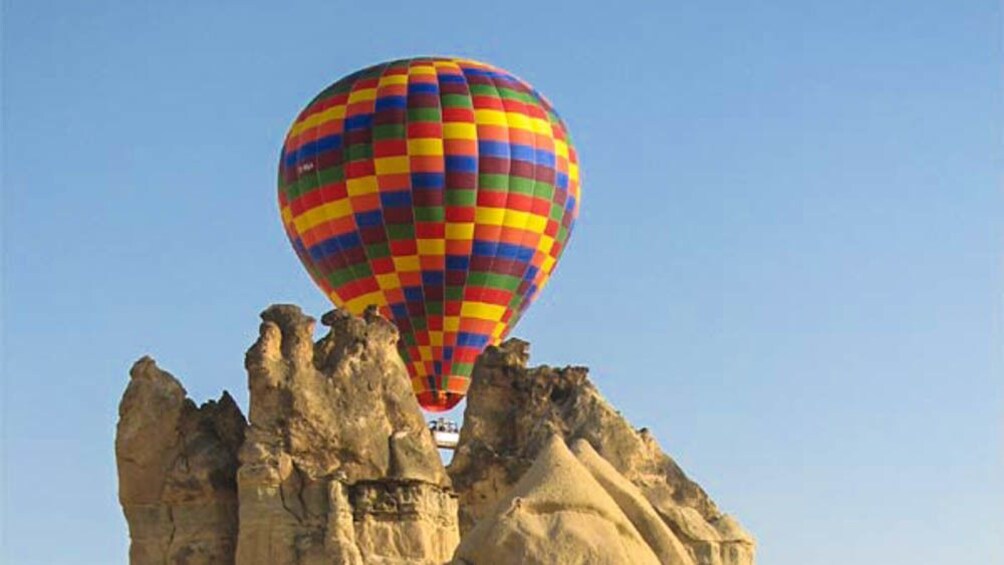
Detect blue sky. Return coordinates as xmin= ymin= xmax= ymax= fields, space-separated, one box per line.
xmin=3 ymin=1 xmax=1001 ymax=563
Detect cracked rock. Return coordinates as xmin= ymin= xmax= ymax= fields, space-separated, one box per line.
xmin=235 ymin=304 xmax=457 ymax=564
xmin=447 ymin=339 xmax=756 ymax=565
xmin=116 ymin=357 xmax=246 ymax=565
xmin=116 ymin=305 xmax=753 ymax=564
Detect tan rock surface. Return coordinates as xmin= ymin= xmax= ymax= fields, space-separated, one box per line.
xmin=570 ymin=438 xmax=695 ymax=565
xmin=116 ymin=357 xmax=247 ymax=565
xmin=117 ymin=306 xmax=460 ymax=565
xmin=447 ymin=339 xmax=756 ymax=565
xmin=117 ymin=305 xmax=754 ymax=565
xmin=235 ymin=305 xmax=458 ymax=565
xmin=452 ymin=435 xmax=661 ymax=565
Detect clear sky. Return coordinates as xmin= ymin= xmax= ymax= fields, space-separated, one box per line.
xmin=3 ymin=1 xmax=1001 ymax=563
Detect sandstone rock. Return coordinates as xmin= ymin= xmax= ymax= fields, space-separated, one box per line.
xmin=452 ymin=435 xmax=661 ymax=565
xmin=447 ymin=339 xmax=756 ymax=565
xmin=116 ymin=357 xmax=247 ymax=565
xmin=117 ymin=305 xmax=753 ymax=565
xmin=235 ymin=305 xmax=458 ymax=565
xmin=570 ymin=438 xmax=695 ymax=565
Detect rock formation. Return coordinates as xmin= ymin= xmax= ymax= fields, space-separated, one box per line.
xmin=117 ymin=305 xmax=459 ymax=565
xmin=116 ymin=306 xmax=754 ymax=564
xmin=454 ymin=434 xmax=664 ymax=565
xmin=116 ymin=357 xmax=246 ymax=564
xmin=236 ymin=305 xmax=458 ymax=564
xmin=447 ymin=339 xmax=755 ymax=565
xmin=569 ymin=438 xmax=695 ymax=565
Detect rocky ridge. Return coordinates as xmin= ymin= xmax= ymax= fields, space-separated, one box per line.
xmin=455 ymin=435 xmax=671 ymax=565
xmin=448 ymin=339 xmax=755 ymax=565
xmin=116 ymin=358 xmax=245 ymax=564
xmin=116 ymin=305 xmax=754 ymax=564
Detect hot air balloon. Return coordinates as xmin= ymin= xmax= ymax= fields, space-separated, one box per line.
xmin=278 ymin=57 xmax=580 ymax=411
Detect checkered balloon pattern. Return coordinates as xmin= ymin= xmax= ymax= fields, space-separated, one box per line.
xmin=278 ymin=57 xmax=580 ymax=411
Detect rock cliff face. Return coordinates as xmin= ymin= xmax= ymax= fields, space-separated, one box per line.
xmin=236 ymin=305 xmax=458 ymax=564
xmin=117 ymin=305 xmax=459 ymax=565
xmin=232 ymin=307 xmax=457 ymax=561
xmin=447 ymin=339 xmax=755 ymax=565
xmin=116 ymin=306 xmax=754 ymax=565
xmin=116 ymin=358 xmax=246 ymax=564
xmin=454 ymin=435 xmax=669 ymax=565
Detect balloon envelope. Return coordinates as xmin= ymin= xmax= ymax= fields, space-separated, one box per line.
xmin=278 ymin=57 xmax=580 ymax=411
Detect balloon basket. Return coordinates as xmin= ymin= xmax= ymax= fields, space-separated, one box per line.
xmin=428 ymin=417 xmax=460 ymax=450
